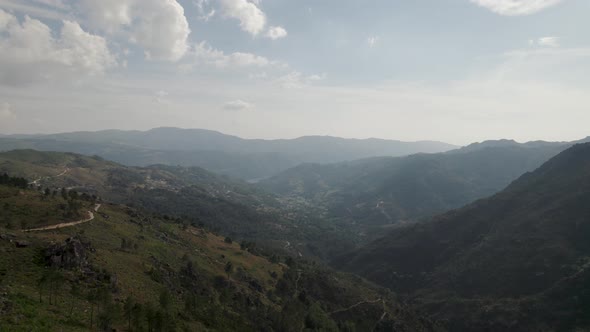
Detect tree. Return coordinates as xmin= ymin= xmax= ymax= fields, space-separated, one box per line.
xmin=159 ymin=289 xmax=171 ymax=312
xmin=132 ymin=303 xmax=144 ymax=331
xmin=184 ymin=293 xmax=197 ymax=315
xmin=37 ymin=272 xmax=50 ymax=303
xmin=145 ymin=302 xmax=156 ymax=332
xmin=124 ymin=295 xmax=135 ymax=331
xmin=96 ymin=286 xmax=116 ymax=331
xmin=224 ymin=262 xmax=233 ymax=280
xmin=87 ymin=289 xmax=98 ymax=329
xmin=224 ymin=237 xmax=232 ymax=244
xmin=69 ymin=283 xmax=81 ymax=318
xmin=47 ymin=269 xmax=64 ymax=306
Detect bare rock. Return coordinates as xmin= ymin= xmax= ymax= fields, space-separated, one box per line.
xmin=45 ymin=237 xmax=91 ymax=270
xmin=15 ymin=240 xmax=30 ymax=248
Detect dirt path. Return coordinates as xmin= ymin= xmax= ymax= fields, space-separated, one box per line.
xmin=329 ymin=298 xmax=383 ymax=315
xmin=28 ymin=167 xmax=70 ymax=186
xmin=25 ymin=204 xmax=101 ymax=232
xmin=371 ymin=299 xmax=388 ymax=331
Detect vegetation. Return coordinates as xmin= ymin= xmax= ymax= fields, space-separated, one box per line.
xmin=336 ymin=143 xmax=590 ymax=330
xmin=259 ymin=143 xmax=568 ymax=252
xmin=0 ymin=182 xmax=439 ymax=331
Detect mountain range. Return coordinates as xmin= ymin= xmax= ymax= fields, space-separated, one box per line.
xmin=2 ymin=130 xmax=590 ymax=330
xmin=258 ymin=139 xmax=581 ymax=251
xmin=0 ymin=127 xmax=457 ymax=180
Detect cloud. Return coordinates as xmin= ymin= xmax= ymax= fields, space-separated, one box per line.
xmin=266 ymin=26 xmax=287 ymax=40
xmin=223 ymin=99 xmax=253 ymax=111
xmin=537 ymin=36 xmax=560 ymax=47
xmin=275 ymin=71 xmax=325 ymax=89
xmin=154 ymin=90 xmax=169 ymax=103
xmin=183 ymin=41 xmax=279 ymax=70
xmin=79 ymin=0 xmax=190 ymax=61
xmin=0 ymin=0 xmax=70 ymax=20
xmin=217 ymin=0 xmax=285 ymax=40
xmin=0 ymin=10 xmax=117 ymax=85
xmin=31 ymin=0 xmax=69 ymax=10
xmin=470 ymin=0 xmax=564 ymax=16
xmin=367 ymin=36 xmax=379 ymax=48
xmin=195 ymin=0 xmax=216 ymax=21
xmin=0 ymin=102 xmax=16 ymax=120
xmin=219 ymin=0 xmax=266 ymax=36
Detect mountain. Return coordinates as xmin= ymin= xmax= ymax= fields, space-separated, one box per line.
xmin=0 ymin=149 xmax=299 ymax=241
xmin=0 ymin=179 xmax=441 ymax=331
xmin=0 ymin=149 xmax=372 ymax=261
xmin=336 ymin=143 xmax=590 ymax=331
xmin=259 ymin=141 xmax=568 ymax=249
xmin=0 ymin=127 xmax=457 ymax=180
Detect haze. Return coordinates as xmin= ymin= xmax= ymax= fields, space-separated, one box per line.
xmin=0 ymin=0 xmax=589 ymax=145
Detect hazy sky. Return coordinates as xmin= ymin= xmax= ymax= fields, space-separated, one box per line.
xmin=0 ymin=0 xmax=588 ymax=145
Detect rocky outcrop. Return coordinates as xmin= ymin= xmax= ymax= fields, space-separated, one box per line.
xmin=15 ymin=240 xmax=30 ymax=248
xmin=45 ymin=237 xmax=92 ymax=270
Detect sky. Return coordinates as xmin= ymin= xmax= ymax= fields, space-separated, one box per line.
xmin=0 ymin=0 xmax=589 ymax=145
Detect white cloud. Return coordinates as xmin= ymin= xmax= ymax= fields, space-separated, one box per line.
xmin=79 ymin=0 xmax=190 ymax=61
xmin=184 ymin=41 xmax=278 ymax=69
xmin=223 ymin=99 xmax=253 ymax=111
xmin=0 ymin=102 xmax=16 ymax=120
xmin=367 ymin=36 xmax=379 ymax=48
xmin=275 ymin=71 xmax=325 ymax=89
xmin=219 ymin=0 xmax=266 ymax=36
xmin=0 ymin=10 xmax=117 ymax=85
xmin=195 ymin=0 xmax=216 ymax=21
xmin=0 ymin=0 xmax=70 ymax=20
xmin=31 ymin=0 xmax=69 ymax=10
xmin=266 ymin=26 xmax=287 ymax=40
xmin=470 ymin=0 xmax=564 ymax=15
xmin=537 ymin=36 xmax=560 ymax=47
xmin=154 ymin=90 xmax=169 ymax=103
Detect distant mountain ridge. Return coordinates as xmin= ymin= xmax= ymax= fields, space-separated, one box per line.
xmin=0 ymin=127 xmax=457 ymax=180
xmin=260 ymin=140 xmax=570 ymax=224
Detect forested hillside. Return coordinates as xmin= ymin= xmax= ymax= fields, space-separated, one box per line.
xmin=336 ymin=143 xmax=590 ymax=330
xmin=0 ymin=179 xmax=442 ymax=331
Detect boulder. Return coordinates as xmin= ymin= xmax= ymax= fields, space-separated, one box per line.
xmin=45 ymin=237 xmax=91 ymax=270
xmin=15 ymin=240 xmax=30 ymax=248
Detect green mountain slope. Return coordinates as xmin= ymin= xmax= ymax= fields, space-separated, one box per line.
xmin=0 ymin=150 xmax=366 ymax=261
xmin=259 ymin=143 xmax=566 ymax=248
xmin=336 ymin=143 xmax=590 ymax=331
xmin=0 ymin=181 xmax=442 ymax=331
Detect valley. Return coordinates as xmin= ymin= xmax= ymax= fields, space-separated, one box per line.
xmin=1 ymin=133 xmax=590 ymax=331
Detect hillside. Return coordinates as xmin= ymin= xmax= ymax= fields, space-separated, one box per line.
xmin=0 ymin=150 xmax=367 ymax=261
xmin=259 ymin=142 xmax=566 ymax=246
xmin=0 ymin=181 xmax=442 ymax=331
xmin=336 ymin=143 xmax=590 ymax=331
xmin=0 ymin=127 xmax=457 ymax=180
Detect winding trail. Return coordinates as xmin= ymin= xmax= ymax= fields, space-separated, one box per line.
xmin=329 ymin=298 xmax=383 ymax=315
xmin=28 ymin=168 xmax=70 ymax=186
xmin=372 ymin=299 xmax=388 ymax=332
xmin=25 ymin=204 xmax=101 ymax=232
